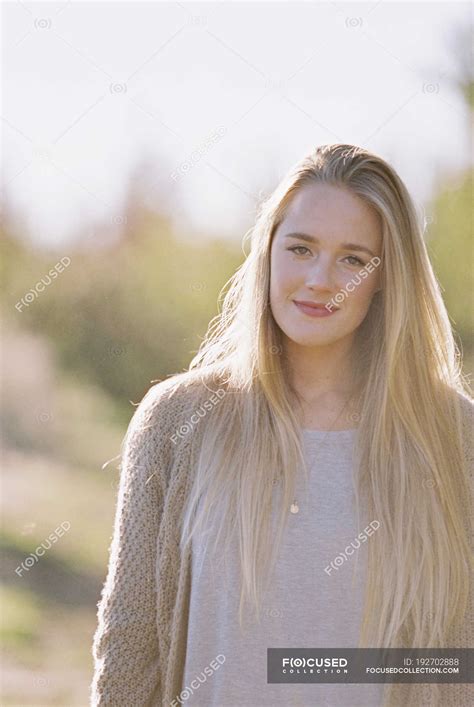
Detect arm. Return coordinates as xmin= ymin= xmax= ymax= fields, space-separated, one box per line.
xmin=91 ymin=386 xmax=169 ymax=706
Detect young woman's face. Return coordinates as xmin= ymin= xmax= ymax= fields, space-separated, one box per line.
xmin=269 ymin=183 xmax=383 ymax=348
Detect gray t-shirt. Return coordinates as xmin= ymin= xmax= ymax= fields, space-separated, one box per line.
xmin=181 ymin=428 xmax=385 ymax=707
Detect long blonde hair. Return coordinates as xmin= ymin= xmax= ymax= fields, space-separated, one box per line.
xmin=179 ymin=144 xmax=472 ymax=658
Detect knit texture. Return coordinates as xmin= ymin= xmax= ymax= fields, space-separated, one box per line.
xmin=90 ymin=373 xmax=473 ymax=707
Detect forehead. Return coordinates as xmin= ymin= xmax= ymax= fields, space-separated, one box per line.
xmin=275 ymin=182 xmax=382 ymax=247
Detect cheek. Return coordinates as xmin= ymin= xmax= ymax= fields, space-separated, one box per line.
xmin=343 ymin=272 xmax=379 ymax=306
xmin=270 ymin=252 xmax=295 ymax=298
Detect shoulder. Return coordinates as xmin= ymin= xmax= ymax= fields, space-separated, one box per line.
xmin=122 ymin=368 xmax=224 ymax=458
xmin=455 ymin=389 xmax=473 ymax=464
xmin=125 ymin=371 xmax=201 ymax=432
xmin=456 ymin=388 xmax=474 ymax=420
xmin=438 ymin=385 xmax=473 ymax=433
xmin=449 ymin=387 xmax=473 ymax=436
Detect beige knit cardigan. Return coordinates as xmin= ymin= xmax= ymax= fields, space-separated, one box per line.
xmin=90 ymin=373 xmax=474 ymax=707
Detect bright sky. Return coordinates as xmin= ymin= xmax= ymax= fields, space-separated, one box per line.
xmin=2 ymin=0 xmax=471 ymax=248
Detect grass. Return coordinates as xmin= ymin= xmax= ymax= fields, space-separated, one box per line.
xmin=1 ymin=371 xmax=126 ymax=705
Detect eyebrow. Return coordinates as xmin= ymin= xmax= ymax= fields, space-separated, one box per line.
xmin=283 ymin=231 xmax=377 ymax=258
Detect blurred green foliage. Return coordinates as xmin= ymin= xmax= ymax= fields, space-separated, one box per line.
xmin=1 ymin=208 xmax=242 ymax=419
xmin=426 ymin=168 xmax=473 ymax=346
xmin=0 ymin=585 xmax=41 ymax=651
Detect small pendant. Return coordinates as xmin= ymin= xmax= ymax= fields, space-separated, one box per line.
xmin=290 ymin=501 xmax=299 ymax=514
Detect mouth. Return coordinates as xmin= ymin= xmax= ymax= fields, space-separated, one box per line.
xmin=293 ymin=300 xmax=340 ymax=318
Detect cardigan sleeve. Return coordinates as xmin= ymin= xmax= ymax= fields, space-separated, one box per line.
xmin=90 ymin=385 xmax=169 ymax=706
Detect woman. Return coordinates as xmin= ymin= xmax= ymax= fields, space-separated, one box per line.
xmin=91 ymin=144 xmax=473 ymax=707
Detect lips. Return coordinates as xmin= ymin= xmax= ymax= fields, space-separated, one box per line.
xmin=293 ymin=300 xmax=340 ymax=317
xmin=294 ymin=300 xmax=338 ymax=310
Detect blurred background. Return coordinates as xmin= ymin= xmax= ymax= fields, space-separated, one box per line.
xmin=1 ymin=1 xmax=473 ymax=705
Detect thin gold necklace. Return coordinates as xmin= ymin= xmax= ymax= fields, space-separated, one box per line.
xmin=289 ymin=393 xmax=358 ymax=514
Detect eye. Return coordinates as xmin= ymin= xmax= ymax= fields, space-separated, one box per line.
xmin=287 ymin=245 xmax=312 ymax=256
xmin=343 ymin=255 xmax=365 ymax=266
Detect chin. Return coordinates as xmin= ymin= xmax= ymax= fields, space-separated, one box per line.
xmin=283 ymin=326 xmax=348 ymax=348
xmin=278 ymin=312 xmax=366 ymax=347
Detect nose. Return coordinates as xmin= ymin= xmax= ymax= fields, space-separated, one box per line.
xmin=304 ymin=254 xmax=334 ymax=290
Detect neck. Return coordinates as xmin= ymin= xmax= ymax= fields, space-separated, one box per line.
xmin=284 ymin=334 xmax=358 ymax=404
